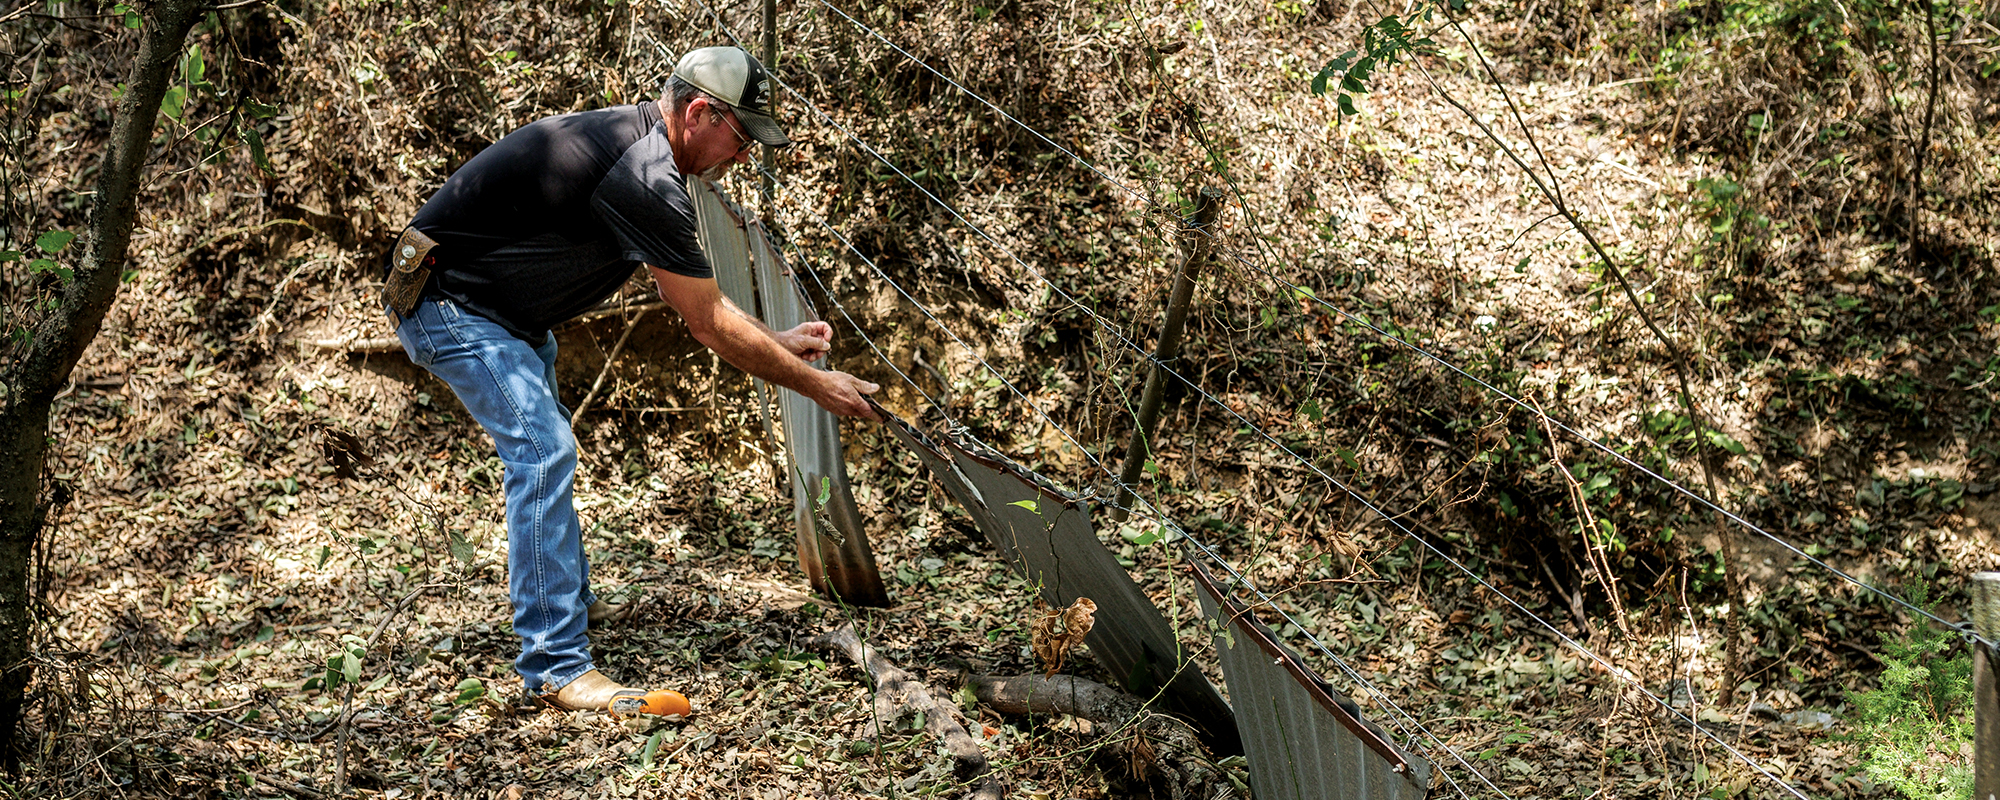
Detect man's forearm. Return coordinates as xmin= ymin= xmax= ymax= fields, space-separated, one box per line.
xmin=650 ymin=266 xmax=875 ymax=418
xmin=693 ymin=305 xmax=825 ymax=396
xmin=719 ymin=292 xmax=773 ymax=335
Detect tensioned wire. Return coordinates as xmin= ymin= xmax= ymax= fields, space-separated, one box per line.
xmin=706 ymin=33 xmax=1811 ymax=793
xmin=742 ymin=158 xmax=1499 ymax=800
xmin=810 ymin=0 xmax=1991 ymax=652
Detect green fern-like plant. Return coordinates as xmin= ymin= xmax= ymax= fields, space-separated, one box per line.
xmin=1843 ymin=598 xmax=1974 ymax=800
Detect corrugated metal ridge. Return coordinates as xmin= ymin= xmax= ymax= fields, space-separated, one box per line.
xmin=690 ymin=179 xmax=757 ymax=311
xmin=1188 ymin=559 xmax=1431 ymax=795
xmin=751 ymin=221 xmax=888 ymax=607
xmin=869 ymin=400 xmax=1243 ymax=755
xmin=693 ymin=179 xmax=889 ymax=607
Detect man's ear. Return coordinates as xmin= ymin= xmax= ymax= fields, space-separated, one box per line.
xmin=684 ymin=95 xmax=715 ymax=123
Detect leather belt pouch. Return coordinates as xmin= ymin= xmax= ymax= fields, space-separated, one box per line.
xmin=383 ymin=227 xmax=440 ymax=319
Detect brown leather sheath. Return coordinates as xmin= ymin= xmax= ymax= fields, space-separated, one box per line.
xmin=383 ymin=227 xmax=440 ymax=319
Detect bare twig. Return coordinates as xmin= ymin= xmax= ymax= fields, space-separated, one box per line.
xmin=1533 ymin=397 xmax=1632 ymax=639
xmin=135 ymin=697 xmax=257 ymax=715
xmin=571 ymin=305 xmax=652 ymax=426
xmin=322 ymin=581 xmax=446 ymax=794
xmin=235 ymin=253 xmax=329 ymax=344
xmin=1426 ymin=18 xmax=1739 ymax=696
xmin=311 ymin=336 xmax=401 ymax=353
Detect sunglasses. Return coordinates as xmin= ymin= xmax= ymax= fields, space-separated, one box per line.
xmin=713 ymin=110 xmax=755 ymax=155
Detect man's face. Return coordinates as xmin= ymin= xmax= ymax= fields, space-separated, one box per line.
xmin=689 ymin=98 xmax=757 ymax=180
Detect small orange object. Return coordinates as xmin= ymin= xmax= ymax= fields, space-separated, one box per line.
xmin=639 ymin=689 xmax=691 ymax=719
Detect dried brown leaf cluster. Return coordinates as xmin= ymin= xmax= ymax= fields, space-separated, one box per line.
xmin=1029 ymin=596 xmax=1097 ymax=676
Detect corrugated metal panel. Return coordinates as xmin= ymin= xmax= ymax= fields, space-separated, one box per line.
xmin=690 ymin=180 xmax=760 ymax=314
xmin=691 ymin=180 xmax=888 ymax=607
xmin=873 ymin=404 xmax=1240 ymax=755
xmin=1189 ymin=561 xmax=1432 ymax=800
xmin=746 ymin=216 xmax=887 ymax=606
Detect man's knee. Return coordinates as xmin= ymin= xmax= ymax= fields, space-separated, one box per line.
xmin=498 ymin=410 xmax=578 ymax=475
xmin=546 ymin=426 xmax=578 ymax=472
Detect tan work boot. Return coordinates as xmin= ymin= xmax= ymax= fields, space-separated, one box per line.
xmin=538 ymin=669 xmax=690 ymax=720
xmin=586 ymin=598 xmax=641 ymax=629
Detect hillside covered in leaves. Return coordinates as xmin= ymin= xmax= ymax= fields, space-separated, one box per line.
xmin=1 ymin=0 xmax=1997 ymax=797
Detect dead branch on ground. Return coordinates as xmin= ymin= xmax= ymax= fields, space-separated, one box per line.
xmin=810 ymin=623 xmax=1003 ymax=800
xmin=968 ymin=673 xmax=1227 ymax=800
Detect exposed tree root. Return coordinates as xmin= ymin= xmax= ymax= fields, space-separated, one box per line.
xmin=969 ymin=673 xmax=1229 ymax=800
xmin=810 ymin=624 xmax=1003 ymax=800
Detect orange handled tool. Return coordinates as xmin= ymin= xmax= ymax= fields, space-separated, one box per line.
xmin=611 ymin=689 xmax=690 ymax=720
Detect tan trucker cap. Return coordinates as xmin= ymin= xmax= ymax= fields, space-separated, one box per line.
xmin=673 ymin=46 xmax=790 ymax=148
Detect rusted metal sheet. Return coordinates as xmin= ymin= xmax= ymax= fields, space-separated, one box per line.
xmin=1189 ymin=560 xmax=1432 ymax=800
xmin=692 ymin=180 xmax=888 ymax=607
xmin=746 ymin=216 xmax=888 ymax=606
xmin=873 ymin=402 xmax=1240 ymax=755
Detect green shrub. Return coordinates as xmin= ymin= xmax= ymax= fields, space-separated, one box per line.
xmin=1842 ymin=602 xmax=1974 ymax=800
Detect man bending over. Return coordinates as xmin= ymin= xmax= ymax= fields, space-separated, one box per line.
xmin=382 ymin=46 xmax=877 ymax=714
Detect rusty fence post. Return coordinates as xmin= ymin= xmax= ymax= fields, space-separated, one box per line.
xmin=1976 ymin=572 xmax=2000 ymax=800
xmin=1111 ymin=187 xmax=1224 ymax=522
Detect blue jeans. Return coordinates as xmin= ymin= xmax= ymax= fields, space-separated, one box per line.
xmin=393 ymin=297 xmax=599 ymax=693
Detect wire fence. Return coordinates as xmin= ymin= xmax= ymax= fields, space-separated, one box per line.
xmin=807 ymin=0 xmax=1987 ymax=653
xmin=770 ymin=170 xmax=1505 ymax=800
xmin=674 ymin=1 xmax=1986 ymax=796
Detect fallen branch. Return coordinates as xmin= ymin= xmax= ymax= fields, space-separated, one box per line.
xmin=810 ymin=624 xmax=1002 ymax=800
xmin=251 ymin=774 xmax=327 ymax=798
xmin=311 ymin=299 xmax=669 ymax=355
xmin=571 ymin=306 xmax=652 ymax=425
xmin=311 ymin=336 xmax=401 ymax=353
xmin=969 ymin=673 xmax=1225 ymax=800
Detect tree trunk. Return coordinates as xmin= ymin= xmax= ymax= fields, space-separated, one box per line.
xmin=0 ymin=0 xmax=205 ymax=767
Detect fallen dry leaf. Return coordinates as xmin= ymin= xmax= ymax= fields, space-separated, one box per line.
xmin=1030 ymin=597 xmax=1097 ymax=676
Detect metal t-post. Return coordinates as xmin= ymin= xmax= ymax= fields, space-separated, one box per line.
xmin=1976 ymin=571 xmax=2000 ymax=800
xmin=760 ymin=0 xmax=777 ymax=211
xmin=1111 ymin=187 xmax=1224 ymax=522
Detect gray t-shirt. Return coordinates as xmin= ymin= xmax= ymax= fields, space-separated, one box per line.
xmin=404 ymin=101 xmax=708 ymax=343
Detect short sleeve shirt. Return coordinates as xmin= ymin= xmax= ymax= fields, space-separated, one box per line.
xmin=404 ymin=102 xmax=708 ymax=343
